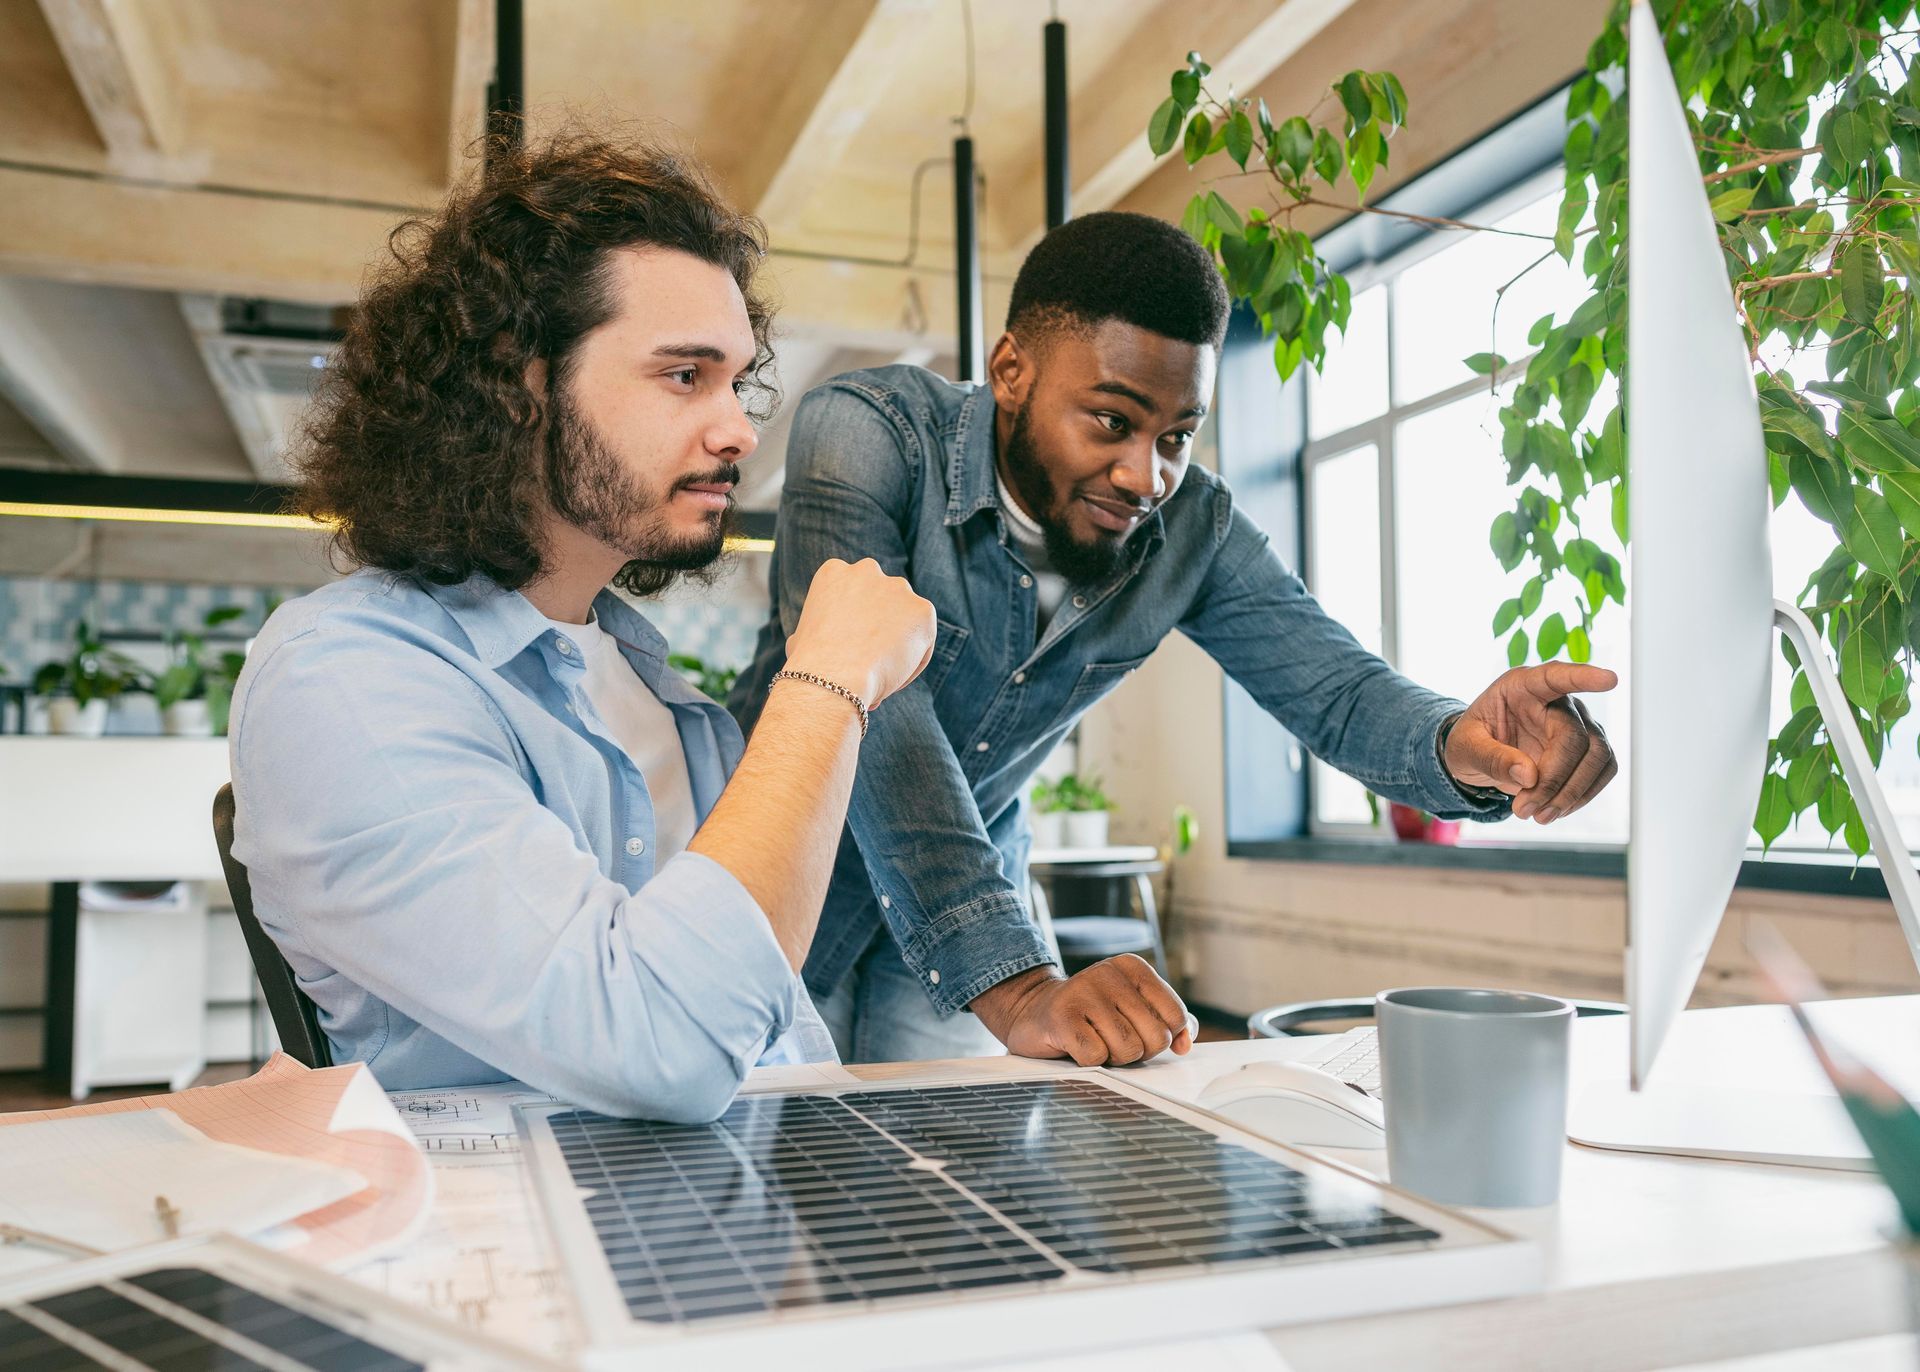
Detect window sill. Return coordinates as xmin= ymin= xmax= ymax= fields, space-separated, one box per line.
xmin=1225 ymin=835 xmax=1897 ymax=900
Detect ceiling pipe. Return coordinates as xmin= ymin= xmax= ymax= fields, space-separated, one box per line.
xmin=1044 ymin=18 xmax=1069 ymax=230
xmin=488 ymin=0 xmax=525 ymax=154
xmin=953 ymin=136 xmax=984 ymax=383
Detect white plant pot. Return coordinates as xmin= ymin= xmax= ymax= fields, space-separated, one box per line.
xmin=162 ymin=699 xmax=215 ymax=737
xmin=1063 ymin=810 xmax=1110 ymax=849
xmin=1030 ymin=810 xmax=1067 ymax=849
xmin=47 ymin=698 xmax=109 ymax=737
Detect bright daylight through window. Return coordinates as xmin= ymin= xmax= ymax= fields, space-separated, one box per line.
xmin=1302 ymin=168 xmax=1920 ymax=853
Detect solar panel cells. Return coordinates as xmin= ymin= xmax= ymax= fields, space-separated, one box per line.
xmin=0 ymin=1271 xmax=423 ymax=1372
xmin=545 ymin=1078 xmax=1440 ymax=1329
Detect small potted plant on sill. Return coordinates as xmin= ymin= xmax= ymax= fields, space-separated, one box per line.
xmin=1028 ymin=776 xmax=1070 ymax=850
xmin=31 ymin=620 xmax=148 ymax=737
xmin=1386 ymin=800 xmax=1461 ymax=846
xmin=155 ymin=606 xmax=250 ymax=736
xmin=1056 ymin=773 xmax=1115 ymax=849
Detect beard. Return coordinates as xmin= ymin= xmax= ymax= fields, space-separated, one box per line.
xmin=545 ymin=381 xmax=737 ymax=597
xmin=1001 ymin=400 xmax=1128 ymax=585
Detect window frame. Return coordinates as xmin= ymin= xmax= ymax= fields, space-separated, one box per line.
xmin=1215 ymin=84 xmax=1902 ymax=901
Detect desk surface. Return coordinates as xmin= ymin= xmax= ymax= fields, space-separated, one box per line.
xmin=359 ymin=1001 xmax=1919 ymax=1372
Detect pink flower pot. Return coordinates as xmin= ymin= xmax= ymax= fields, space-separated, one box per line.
xmin=1388 ymin=803 xmax=1461 ymax=845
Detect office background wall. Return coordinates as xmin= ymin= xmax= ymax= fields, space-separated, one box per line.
xmin=0 ymin=523 xmax=774 ymax=1072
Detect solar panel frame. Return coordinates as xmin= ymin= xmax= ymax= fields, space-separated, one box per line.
xmin=519 ymin=1068 xmax=1539 ymax=1371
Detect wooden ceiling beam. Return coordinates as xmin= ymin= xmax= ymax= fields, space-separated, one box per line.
xmin=34 ymin=0 xmax=185 ymax=170
xmin=751 ymin=0 xmax=930 ymax=233
xmin=0 ymin=161 xmax=998 ymax=350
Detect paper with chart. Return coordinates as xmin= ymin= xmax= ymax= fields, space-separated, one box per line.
xmin=0 ymin=1053 xmax=430 ymax=1269
xmin=0 ymin=1108 xmax=367 ymax=1254
xmin=359 ymin=1081 xmax=578 ymax=1358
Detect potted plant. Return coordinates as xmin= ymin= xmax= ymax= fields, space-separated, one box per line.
xmin=668 ymin=652 xmax=739 ymax=705
xmin=1388 ymin=802 xmax=1461 ymax=846
xmin=1056 ymin=773 xmax=1115 ymax=849
xmin=30 ymin=620 xmax=148 ymax=737
xmin=1028 ymin=777 xmax=1070 ymax=849
xmin=154 ymin=606 xmax=250 ymax=736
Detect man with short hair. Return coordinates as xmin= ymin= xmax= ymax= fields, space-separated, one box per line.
xmin=733 ymin=210 xmax=1618 ymax=1066
xmin=230 ymin=134 xmax=935 ymax=1121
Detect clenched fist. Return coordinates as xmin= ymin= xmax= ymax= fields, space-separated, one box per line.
xmin=971 ymin=957 xmax=1193 ymax=1065
xmin=786 ymin=558 xmax=936 ymax=707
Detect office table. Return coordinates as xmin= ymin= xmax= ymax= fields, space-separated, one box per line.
xmin=362 ymin=1002 xmax=1919 ymax=1371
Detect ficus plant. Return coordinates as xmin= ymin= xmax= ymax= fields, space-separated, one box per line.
xmin=1153 ymin=0 xmax=1920 ymax=854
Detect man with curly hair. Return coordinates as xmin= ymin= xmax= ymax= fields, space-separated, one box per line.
xmin=734 ymin=210 xmax=1619 ymax=1066
xmin=228 ymin=134 xmax=935 ymax=1121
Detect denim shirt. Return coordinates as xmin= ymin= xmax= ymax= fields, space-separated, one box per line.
xmin=732 ymin=365 xmax=1506 ymax=1018
xmin=229 ymin=569 xmax=834 ymax=1123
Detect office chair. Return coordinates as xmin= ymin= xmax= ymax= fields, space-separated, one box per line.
xmin=212 ymin=784 xmax=332 ymax=1069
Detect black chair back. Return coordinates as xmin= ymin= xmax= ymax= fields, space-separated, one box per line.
xmin=212 ymin=784 xmax=332 ymax=1068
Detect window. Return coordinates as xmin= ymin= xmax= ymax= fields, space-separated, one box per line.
xmin=1291 ymin=168 xmax=1920 ymax=854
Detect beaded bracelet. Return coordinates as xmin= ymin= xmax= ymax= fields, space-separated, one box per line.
xmin=770 ymin=669 xmax=871 ymax=739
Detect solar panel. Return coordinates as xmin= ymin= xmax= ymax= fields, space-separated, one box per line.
xmin=0 ymin=1235 xmax=553 ymax=1372
xmin=521 ymin=1071 xmax=1539 ymax=1369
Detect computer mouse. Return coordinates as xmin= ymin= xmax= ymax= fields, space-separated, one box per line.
xmin=1196 ymin=1061 xmax=1386 ymax=1149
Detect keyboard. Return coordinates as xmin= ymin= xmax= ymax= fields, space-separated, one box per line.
xmin=1318 ymin=1027 xmax=1382 ymax=1097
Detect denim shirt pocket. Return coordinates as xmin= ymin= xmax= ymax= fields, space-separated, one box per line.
xmin=921 ymin=618 xmax=973 ymax=699
xmin=1059 ymin=654 xmax=1151 ymax=720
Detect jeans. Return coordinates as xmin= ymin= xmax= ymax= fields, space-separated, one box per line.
xmin=814 ymin=929 xmax=1006 ymax=1064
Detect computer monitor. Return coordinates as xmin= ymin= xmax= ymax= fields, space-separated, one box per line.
xmin=1624 ymin=0 xmax=1920 ymax=1091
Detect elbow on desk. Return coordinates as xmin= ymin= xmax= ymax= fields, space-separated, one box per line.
xmin=580 ymin=1045 xmax=750 ymax=1125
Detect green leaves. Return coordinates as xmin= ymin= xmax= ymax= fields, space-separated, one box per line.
xmin=1788 ymin=448 xmax=1851 ymax=527
xmin=1148 ymin=99 xmax=1183 ymax=157
xmin=1465 ymin=352 xmax=1508 ymax=375
xmin=1338 ymin=72 xmax=1372 ymax=125
xmin=1755 ymin=774 xmax=1793 ymax=851
xmin=1274 ymin=116 xmax=1313 ymax=176
xmin=1840 ymin=484 xmax=1905 ymax=580
xmin=1183 ymin=112 xmax=1213 ymax=166
xmin=1841 ymin=238 xmax=1886 ymax=329
xmin=1312 ymin=127 xmax=1344 ymax=185
xmin=1709 ymin=186 xmax=1758 ymax=221
xmin=1537 ymin=612 xmax=1568 ymax=659
xmin=1225 ymin=110 xmax=1254 ymax=170
xmin=1348 ymin=123 xmax=1382 ymax=202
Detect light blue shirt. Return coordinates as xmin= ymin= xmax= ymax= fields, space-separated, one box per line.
xmin=228 ymin=569 xmax=834 ymax=1123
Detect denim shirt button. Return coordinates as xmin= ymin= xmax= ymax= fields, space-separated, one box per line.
xmin=1019 ymin=574 xmax=1034 ymax=589
xmin=625 ymin=836 xmax=645 ymax=856
xmin=1012 ymin=671 xmax=1026 ymax=685
xmin=975 ymin=741 xmax=990 ymax=753
xmin=880 ymin=894 xmax=892 ymax=909
xmin=1071 ymin=594 xmax=1087 ymax=609
xmin=928 ymin=970 xmax=941 ymax=986
xmin=556 ymin=637 xmax=576 ymax=656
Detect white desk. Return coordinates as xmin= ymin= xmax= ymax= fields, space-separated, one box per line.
xmin=361 ymin=1002 xmax=1920 ymax=1371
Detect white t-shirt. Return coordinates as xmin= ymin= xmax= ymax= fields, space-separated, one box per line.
xmin=547 ymin=613 xmax=698 ymax=863
xmin=997 ymin=473 xmax=1069 ymax=636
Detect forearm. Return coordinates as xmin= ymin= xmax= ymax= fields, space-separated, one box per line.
xmin=688 ymin=677 xmax=863 ymax=970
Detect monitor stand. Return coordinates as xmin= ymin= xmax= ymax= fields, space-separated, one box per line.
xmin=1571 ymin=602 xmax=1920 ymax=1169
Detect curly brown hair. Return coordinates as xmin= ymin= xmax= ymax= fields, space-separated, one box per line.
xmin=294 ymin=129 xmax=777 ymax=596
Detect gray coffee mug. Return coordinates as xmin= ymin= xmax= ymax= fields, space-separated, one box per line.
xmin=1376 ymin=987 xmax=1574 ymax=1208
